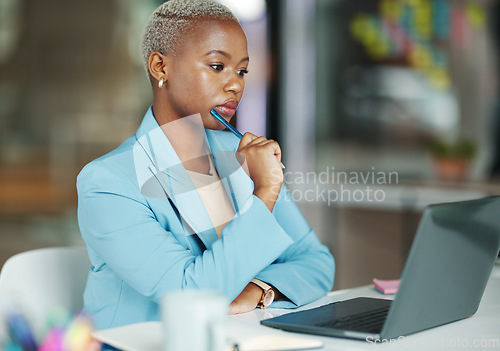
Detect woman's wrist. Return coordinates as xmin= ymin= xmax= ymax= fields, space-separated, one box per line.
xmin=253 ymin=186 xmax=280 ymax=212
xmin=229 ymin=282 xmax=265 ymax=314
xmin=247 ymin=281 xmax=265 ymax=305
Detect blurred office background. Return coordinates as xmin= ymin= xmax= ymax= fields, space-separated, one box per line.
xmin=1 ymin=0 xmax=499 ymax=289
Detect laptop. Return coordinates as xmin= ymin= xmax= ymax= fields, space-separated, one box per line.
xmin=261 ymin=196 xmax=500 ymax=340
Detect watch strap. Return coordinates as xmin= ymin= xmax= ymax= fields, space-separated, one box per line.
xmin=251 ymin=279 xmax=272 ymax=292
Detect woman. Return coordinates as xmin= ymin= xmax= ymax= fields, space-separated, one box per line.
xmin=77 ymin=0 xmax=334 ymax=330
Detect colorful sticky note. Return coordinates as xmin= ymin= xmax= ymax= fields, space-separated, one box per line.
xmin=373 ymin=278 xmax=401 ymax=294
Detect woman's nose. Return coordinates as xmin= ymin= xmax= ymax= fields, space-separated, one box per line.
xmin=223 ymin=73 xmax=243 ymax=94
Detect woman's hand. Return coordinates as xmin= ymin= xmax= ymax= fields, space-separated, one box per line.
xmin=236 ymin=132 xmax=284 ymax=212
xmin=229 ymin=282 xmax=263 ymax=315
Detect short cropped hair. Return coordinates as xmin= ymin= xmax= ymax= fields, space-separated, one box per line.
xmin=141 ymin=0 xmax=239 ymax=80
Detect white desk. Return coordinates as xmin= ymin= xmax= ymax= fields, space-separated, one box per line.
xmin=94 ymin=263 xmax=500 ymax=351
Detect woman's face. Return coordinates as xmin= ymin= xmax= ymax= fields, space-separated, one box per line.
xmin=163 ymin=19 xmax=249 ymax=130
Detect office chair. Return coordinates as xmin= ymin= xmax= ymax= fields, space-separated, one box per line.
xmin=0 ymin=246 xmax=90 ymax=343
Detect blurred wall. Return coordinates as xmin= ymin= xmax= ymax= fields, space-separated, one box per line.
xmin=0 ymin=0 xmax=155 ymax=265
xmin=1 ymin=0 xmax=498 ymax=289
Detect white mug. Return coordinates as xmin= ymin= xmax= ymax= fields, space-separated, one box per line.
xmin=161 ymin=290 xmax=228 ymax=351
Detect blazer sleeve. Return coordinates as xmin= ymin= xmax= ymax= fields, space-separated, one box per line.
xmin=77 ymin=160 xmax=294 ymax=304
xmin=255 ymin=186 xmax=335 ymax=308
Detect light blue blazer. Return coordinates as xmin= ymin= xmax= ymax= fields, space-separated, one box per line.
xmin=77 ymin=107 xmax=334 ymax=330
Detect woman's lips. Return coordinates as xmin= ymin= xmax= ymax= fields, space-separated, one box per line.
xmin=215 ymin=100 xmax=238 ymax=117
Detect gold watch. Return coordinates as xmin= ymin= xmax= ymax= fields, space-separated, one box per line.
xmin=251 ymin=279 xmax=275 ymax=309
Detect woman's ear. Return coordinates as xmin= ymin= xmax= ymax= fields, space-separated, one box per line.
xmin=148 ymin=51 xmax=168 ymax=85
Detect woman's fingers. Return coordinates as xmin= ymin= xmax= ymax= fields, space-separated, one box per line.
xmin=238 ymin=132 xmax=259 ymax=149
xmin=235 ymin=134 xmax=284 ymax=211
xmin=249 ymin=139 xmax=282 ymax=162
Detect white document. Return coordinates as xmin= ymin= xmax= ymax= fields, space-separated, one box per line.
xmin=92 ymin=320 xmax=323 ymax=351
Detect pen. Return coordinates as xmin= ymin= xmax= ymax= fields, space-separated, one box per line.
xmin=210 ymin=109 xmax=243 ymax=139
xmin=6 ymin=312 xmax=37 ymax=351
xmin=210 ymin=109 xmax=285 ymax=168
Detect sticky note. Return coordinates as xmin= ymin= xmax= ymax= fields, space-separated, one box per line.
xmin=373 ymin=278 xmax=401 ymax=294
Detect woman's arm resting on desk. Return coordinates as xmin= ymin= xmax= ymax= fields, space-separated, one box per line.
xmin=227 ymin=186 xmax=335 ymax=311
xmin=255 ymin=186 xmax=335 ymax=307
xmin=228 ymin=282 xmax=262 ymax=314
xmin=256 ymin=230 xmax=335 ymax=308
xmin=77 ymin=164 xmax=293 ymax=304
xmin=229 ymin=279 xmax=289 ymax=314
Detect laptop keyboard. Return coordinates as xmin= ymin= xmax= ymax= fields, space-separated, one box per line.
xmin=314 ymin=305 xmax=390 ymax=334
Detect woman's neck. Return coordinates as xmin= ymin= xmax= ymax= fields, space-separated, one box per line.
xmin=153 ymin=104 xmax=211 ymax=173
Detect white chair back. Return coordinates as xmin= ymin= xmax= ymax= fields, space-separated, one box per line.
xmin=0 ymin=247 xmax=90 ymax=343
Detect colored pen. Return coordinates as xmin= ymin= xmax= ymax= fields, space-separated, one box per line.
xmin=210 ymin=109 xmax=285 ymax=168
xmin=210 ymin=109 xmax=243 ymax=138
xmin=6 ymin=312 xmax=37 ymax=351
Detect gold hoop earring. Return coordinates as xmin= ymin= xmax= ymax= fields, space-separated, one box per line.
xmin=158 ymin=77 xmax=165 ymax=88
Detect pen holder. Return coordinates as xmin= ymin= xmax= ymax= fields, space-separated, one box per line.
xmin=161 ymin=290 xmax=228 ymax=351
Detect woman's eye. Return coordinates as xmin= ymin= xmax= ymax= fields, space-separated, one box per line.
xmin=210 ymin=64 xmax=224 ymax=71
xmin=237 ymin=69 xmax=249 ymax=77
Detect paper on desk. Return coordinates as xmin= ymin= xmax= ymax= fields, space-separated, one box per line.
xmin=229 ymin=320 xmax=323 ymax=351
xmin=92 ymin=320 xmax=323 ymax=351
xmin=92 ymin=322 xmax=162 ymax=351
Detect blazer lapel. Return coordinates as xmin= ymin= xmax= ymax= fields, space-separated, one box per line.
xmin=206 ymin=131 xmax=254 ymax=215
xmin=134 ymin=109 xmax=219 ymax=249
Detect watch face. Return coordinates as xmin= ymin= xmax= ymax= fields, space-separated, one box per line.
xmin=263 ymin=290 xmax=275 ymax=308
